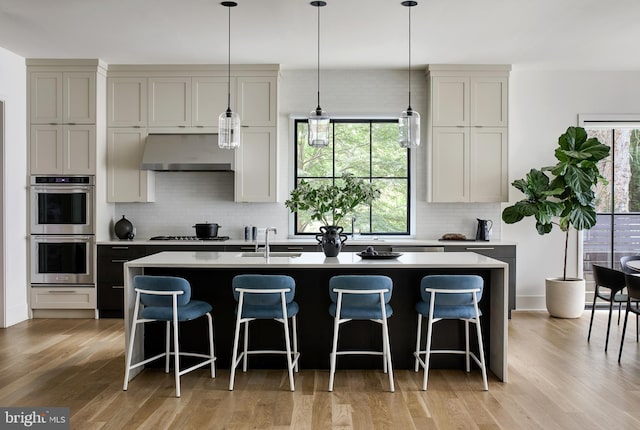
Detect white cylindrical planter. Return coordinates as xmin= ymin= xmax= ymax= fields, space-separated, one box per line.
xmin=545 ymin=278 xmax=586 ymax=318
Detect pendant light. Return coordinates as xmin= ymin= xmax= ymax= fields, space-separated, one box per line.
xmin=219 ymin=1 xmax=240 ymax=150
xmin=399 ymin=0 xmax=421 ymax=148
xmin=308 ymin=1 xmax=330 ymax=148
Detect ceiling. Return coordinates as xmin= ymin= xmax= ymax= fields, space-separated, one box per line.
xmin=1 ymin=0 xmax=638 ymax=70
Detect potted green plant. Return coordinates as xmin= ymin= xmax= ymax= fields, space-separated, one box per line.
xmin=502 ymin=126 xmax=610 ymax=318
xmin=285 ymin=172 xmax=381 ymax=256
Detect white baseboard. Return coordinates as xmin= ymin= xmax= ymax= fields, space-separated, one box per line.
xmin=515 ymin=295 xmax=546 ymax=311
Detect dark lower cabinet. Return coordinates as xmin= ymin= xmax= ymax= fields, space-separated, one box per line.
xmin=444 ymin=245 xmax=517 ymax=317
xmin=97 ymin=245 xmax=148 ymax=318
xmin=98 ymin=244 xmax=228 ymax=318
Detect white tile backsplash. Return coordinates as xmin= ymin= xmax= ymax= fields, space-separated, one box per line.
xmin=115 ymin=171 xmax=501 ymax=241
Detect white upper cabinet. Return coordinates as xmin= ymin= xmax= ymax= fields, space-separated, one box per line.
xmin=470 ymin=77 xmax=508 ymax=127
xmin=431 ymin=76 xmax=469 ymax=127
xmin=30 ymin=125 xmax=96 ymax=174
xmin=107 ymin=128 xmax=155 ymax=202
xmin=469 ymin=127 xmax=508 ymax=202
xmin=148 ymin=77 xmax=192 ymax=127
xmin=192 ymin=77 xmax=233 ymax=127
xmin=237 ymin=77 xmax=277 ymax=126
xmin=107 ymin=77 xmax=147 ymax=127
xmin=28 ymin=61 xmax=104 ymax=175
xmin=431 ymin=75 xmax=508 ymax=127
xmin=427 ymin=65 xmax=510 ymax=203
xmin=30 ymin=71 xmax=96 ymax=124
xmin=234 ymin=127 xmax=277 ymax=202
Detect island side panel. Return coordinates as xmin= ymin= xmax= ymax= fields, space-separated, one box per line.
xmin=489 ymin=266 xmax=508 ymax=382
xmin=123 ymin=264 xmax=144 ymax=381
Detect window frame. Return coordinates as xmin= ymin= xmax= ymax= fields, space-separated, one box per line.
xmin=287 ymin=115 xmax=417 ymax=238
xmin=579 ymin=114 xmax=640 ymax=300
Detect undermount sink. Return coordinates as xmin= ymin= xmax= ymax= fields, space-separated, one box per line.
xmin=239 ymin=252 xmax=302 ymax=258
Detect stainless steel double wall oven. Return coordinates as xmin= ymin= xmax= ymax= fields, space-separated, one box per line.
xmin=30 ymin=175 xmax=95 ymax=286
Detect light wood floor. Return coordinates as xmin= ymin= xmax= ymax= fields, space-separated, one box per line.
xmin=0 ymin=311 xmax=639 ymax=429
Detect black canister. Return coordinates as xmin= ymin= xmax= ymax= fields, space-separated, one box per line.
xmin=114 ymin=215 xmax=134 ymax=240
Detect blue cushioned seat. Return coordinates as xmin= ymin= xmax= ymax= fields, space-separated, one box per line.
xmin=328 ymin=275 xmax=394 ymax=392
xmin=229 ymin=274 xmax=300 ymax=391
xmin=123 ymin=275 xmax=216 ymax=398
xmin=414 ymin=274 xmax=488 ymax=391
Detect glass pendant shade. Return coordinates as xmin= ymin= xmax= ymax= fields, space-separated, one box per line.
xmin=399 ymin=0 xmax=420 ymax=148
xmin=218 ymin=109 xmax=241 ymax=149
xmin=308 ymin=0 xmax=329 ymax=148
xmin=219 ymin=1 xmax=239 ymax=150
xmin=308 ymin=107 xmax=330 ymax=147
xmin=399 ymin=108 xmax=420 ymax=148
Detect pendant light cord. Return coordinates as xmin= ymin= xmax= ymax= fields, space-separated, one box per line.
xmin=407 ymin=4 xmax=412 ymax=110
xmin=316 ymin=4 xmax=321 ymax=110
xmin=227 ymin=5 xmax=231 ymax=112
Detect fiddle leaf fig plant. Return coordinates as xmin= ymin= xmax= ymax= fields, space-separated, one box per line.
xmin=502 ymin=126 xmax=610 ymax=280
xmin=285 ymin=172 xmax=381 ymax=227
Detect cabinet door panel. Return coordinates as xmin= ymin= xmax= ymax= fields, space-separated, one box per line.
xmin=431 ymin=127 xmax=469 ymax=202
xmin=471 ymin=77 xmax=508 ymax=127
xmin=431 ymin=76 xmax=469 ymax=127
xmin=237 ymin=77 xmax=277 ymax=126
xmin=192 ymin=77 xmax=231 ymax=126
xmin=64 ymin=72 xmax=96 ymax=124
xmin=30 ymin=125 xmax=62 ymax=173
xmin=30 ymin=72 xmax=63 ymax=124
xmin=470 ymin=127 xmax=508 ymax=202
xmin=108 ymin=77 xmax=147 ymax=127
xmin=148 ymin=78 xmax=191 ymax=126
xmin=107 ymin=128 xmax=155 ymax=202
xmin=235 ymin=128 xmax=276 ymax=202
xmin=63 ymin=125 xmax=96 ymax=174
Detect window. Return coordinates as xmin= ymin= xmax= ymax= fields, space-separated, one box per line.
xmin=292 ymin=118 xmax=410 ymax=236
xmin=582 ymin=118 xmax=640 ymax=295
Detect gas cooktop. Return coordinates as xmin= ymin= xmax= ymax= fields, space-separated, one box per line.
xmin=149 ymin=235 xmax=230 ymax=241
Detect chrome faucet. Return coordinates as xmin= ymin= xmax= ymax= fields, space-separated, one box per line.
xmin=351 ymin=216 xmax=356 ymax=240
xmin=264 ymin=227 xmax=277 ymax=258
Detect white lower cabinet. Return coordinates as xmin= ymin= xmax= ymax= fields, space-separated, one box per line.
xmin=30 ymin=286 xmax=96 ymax=309
xmin=107 ymin=128 xmax=155 ymax=202
xmin=234 ymin=127 xmax=277 ymax=202
xmin=30 ymin=124 xmax=96 ymax=174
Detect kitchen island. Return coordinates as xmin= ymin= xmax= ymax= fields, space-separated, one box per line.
xmin=124 ymin=251 xmax=508 ymax=382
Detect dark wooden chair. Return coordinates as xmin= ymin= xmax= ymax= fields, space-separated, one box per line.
xmin=589 ymin=265 xmax=627 ymax=351
xmin=618 ymin=273 xmax=640 ymax=362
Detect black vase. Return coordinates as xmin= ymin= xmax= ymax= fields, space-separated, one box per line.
xmin=114 ymin=215 xmax=134 ymax=240
xmin=315 ymin=225 xmax=348 ymax=257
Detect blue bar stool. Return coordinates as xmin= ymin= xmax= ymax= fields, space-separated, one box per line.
xmin=328 ymin=275 xmax=394 ymax=392
xmin=414 ymin=274 xmax=488 ymax=391
xmin=229 ymin=274 xmax=300 ymax=391
xmin=123 ymin=275 xmax=216 ymax=398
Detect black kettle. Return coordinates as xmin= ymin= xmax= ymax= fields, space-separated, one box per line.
xmin=475 ymin=218 xmax=493 ymax=241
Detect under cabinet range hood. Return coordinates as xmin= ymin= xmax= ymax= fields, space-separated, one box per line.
xmin=141 ymin=134 xmax=235 ymax=171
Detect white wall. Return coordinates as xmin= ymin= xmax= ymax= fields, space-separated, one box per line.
xmin=506 ymin=68 xmax=640 ymax=309
xmin=0 ymin=47 xmax=28 ymax=327
xmin=116 ymin=69 xmax=502 ymax=241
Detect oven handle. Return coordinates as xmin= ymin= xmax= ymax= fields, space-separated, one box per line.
xmin=32 ymin=235 xmax=93 ymax=241
xmin=31 ymin=185 xmax=94 ymax=192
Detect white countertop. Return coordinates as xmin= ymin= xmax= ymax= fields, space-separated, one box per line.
xmin=124 ymin=251 xmax=509 ymax=269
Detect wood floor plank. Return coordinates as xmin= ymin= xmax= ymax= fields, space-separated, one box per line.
xmin=1 ymin=311 xmax=640 ymax=429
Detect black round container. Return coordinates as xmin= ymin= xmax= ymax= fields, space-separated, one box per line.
xmin=114 ymin=215 xmax=134 ymax=240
